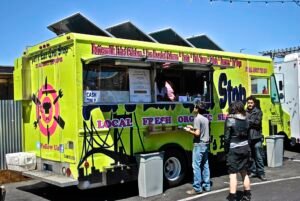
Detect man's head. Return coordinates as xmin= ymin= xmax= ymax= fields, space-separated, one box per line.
xmin=246 ymin=95 xmax=257 ymax=110
xmin=194 ymin=100 xmax=207 ymax=114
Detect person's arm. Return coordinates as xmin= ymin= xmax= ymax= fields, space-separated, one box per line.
xmin=165 ymin=81 xmax=175 ymax=101
xmin=248 ymin=110 xmax=262 ymax=128
xmin=185 ymin=127 xmax=200 ymax=136
xmin=224 ymin=118 xmax=232 ymax=153
xmin=185 ymin=119 xmax=200 ymax=136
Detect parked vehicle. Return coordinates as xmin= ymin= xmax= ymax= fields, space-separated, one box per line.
xmin=11 ymin=21 xmax=290 ymax=190
xmin=274 ymin=53 xmax=300 ymax=147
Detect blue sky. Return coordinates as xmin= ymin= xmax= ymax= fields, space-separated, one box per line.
xmin=0 ymin=0 xmax=299 ymax=65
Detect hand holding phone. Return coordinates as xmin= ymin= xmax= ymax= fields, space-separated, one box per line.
xmin=184 ymin=126 xmax=190 ymax=132
xmin=186 ymin=125 xmax=193 ymax=129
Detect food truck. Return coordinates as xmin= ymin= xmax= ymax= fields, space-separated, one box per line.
xmin=11 ymin=17 xmax=290 ymax=189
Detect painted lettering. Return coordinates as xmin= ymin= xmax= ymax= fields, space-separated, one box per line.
xmin=97 ymin=118 xmax=132 ymax=128
xmin=203 ymin=114 xmax=213 ymax=121
xmin=218 ymin=73 xmax=246 ymax=109
xmin=177 ymin=115 xmax=194 ymax=123
xmin=92 ymin=44 xmax=115 ymax=55
xmin=142 ymin=116 xmax=172 ymax=125
xmin=182 ymin=53 xmax=190 ymax=63
xmin=32 ymin=45 xmax=69 ymax=64
xmin=91 ymin=44 xmax=244 ymax=68
xmin=218 ymin=113 xmax=228 ymax=121
xmin=245 ymin=67 xmax=267 ymax=74
xmin=210 ymin=134 xmax=225 ymax=151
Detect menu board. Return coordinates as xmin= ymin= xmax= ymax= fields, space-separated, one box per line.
xmin=128 ymin=68 xmax=151 ymax=102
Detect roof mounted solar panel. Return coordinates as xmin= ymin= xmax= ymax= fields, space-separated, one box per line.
xmin=106 ymin=21 xmax=157 ymax=42
xmin=186 ymin=34 xmax=223 ymax=51
xmin=149 ymin=28 xmax=194 ymax=47
xmin=47 ymin=13 xmax=113 ymax=37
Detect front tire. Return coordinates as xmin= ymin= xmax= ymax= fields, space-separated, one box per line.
xmin=163 ymin=148 xmax=187 ymax=187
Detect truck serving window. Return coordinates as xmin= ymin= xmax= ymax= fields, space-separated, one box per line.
xmin=251 ymin=77 xmax=269 ymax=95
xmin=155 ymin=67 xmax=212 ymax=103
xmin=83 ymin=64 xmax=129 ymax=103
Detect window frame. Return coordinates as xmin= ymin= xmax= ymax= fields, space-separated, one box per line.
xmin=82 ymin=60 xmax=213 ymax=105
xmin=270 ymin=74 xmax=281 ymax=103
xmin=250 ymin=76 xmax=270 ymax=96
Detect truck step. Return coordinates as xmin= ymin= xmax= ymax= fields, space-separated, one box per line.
xmin=23 ymin=170 xmax=78 ymax=187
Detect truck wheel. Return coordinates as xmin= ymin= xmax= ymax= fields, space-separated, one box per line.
xmin=277 ymin=132 xmax=291 ymax=150
xmin=163 ymin=148 xmax=187 ymax=187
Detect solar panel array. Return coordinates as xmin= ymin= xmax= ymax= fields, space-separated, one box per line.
xmin=48 ymin=13 xmax=222 ymax=51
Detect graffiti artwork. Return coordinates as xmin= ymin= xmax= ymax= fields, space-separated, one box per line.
xmin=32 ymin=77 xmax=65 ymax=143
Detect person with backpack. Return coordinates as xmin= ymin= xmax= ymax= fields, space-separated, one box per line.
xmin=224 ymin=101 xmax=251 ymax=201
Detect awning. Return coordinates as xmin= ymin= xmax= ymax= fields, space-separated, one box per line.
xmin=181 ymin=62 xmax=213 ymax=71
xmin=81 ymin=55 xmax=230 ymax=70
xmin=82 ymin=55 xmax=180 ymax=67
xmin=81 ymin=55 xmax=144 ymax=65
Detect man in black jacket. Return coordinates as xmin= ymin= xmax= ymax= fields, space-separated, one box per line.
xmin=246 ymin=96 xmax=267 ymax=181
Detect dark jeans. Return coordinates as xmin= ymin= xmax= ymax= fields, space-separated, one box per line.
xmin=249 ymin=138 xmax=265 ymax=176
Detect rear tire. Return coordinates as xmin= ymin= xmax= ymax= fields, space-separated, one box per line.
xmin=163 ymin=148 xmax=187 ymax=187
xmin=277 ymin=131 xmax=290 ymax=150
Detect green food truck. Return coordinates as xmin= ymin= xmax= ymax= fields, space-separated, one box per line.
xmin=11 ymin=15 xmax=290 ymax=190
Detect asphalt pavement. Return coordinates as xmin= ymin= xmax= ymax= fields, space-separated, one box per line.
xmin=2 ymin=150 xmax=300 ymax=201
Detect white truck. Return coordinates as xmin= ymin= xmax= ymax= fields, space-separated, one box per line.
xmin=274 ymin=53 xmax=300 ymax=147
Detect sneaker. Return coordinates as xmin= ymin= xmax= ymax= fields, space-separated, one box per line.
xmin=226 ymin=193 xmax=237 ymax=201
xmin=186 ymin=189 xmax=202 ymax=195
xmin=241 ymin=195 xmax=251 ymax=201
xmin=258 ymin=175 xmax=267 ymax=181
xmin=203 ymin=187 xmax=211 ymax=192
xmin=249 ymin=173 xmax=257 ymax=178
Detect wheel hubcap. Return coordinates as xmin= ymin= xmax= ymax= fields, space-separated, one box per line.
xmin=164 ymin=156 xmax=181 ymax=181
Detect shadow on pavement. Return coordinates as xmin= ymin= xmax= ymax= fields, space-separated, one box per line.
xmin=17 ymin=181 xmax=139 ymax=201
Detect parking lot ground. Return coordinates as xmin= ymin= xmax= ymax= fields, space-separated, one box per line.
xmin=2 ymin=150 xmax=300 ymax=201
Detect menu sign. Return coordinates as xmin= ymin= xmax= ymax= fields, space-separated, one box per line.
xmin=128 ymin=69 xmax=151 ymax=102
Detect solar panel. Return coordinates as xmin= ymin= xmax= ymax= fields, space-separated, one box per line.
xmin=149 ymin=28 xmax=194 ymax=47
xmin=47 ymin=13 xmax=112 ymax=37
xmin=106 ymin=21 xmax=157 ymax=42
xmin=186 ymin=35 xmax=223 ymax=51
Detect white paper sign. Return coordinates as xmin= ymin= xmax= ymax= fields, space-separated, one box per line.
xmin=128 ymin=69 xmax=151 ymax=102
xmin=84 ymin=90 xmax=101 ymax=103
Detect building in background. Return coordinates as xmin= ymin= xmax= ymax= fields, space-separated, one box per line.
xmin=0 ymin=66 xmax=13 ymax=100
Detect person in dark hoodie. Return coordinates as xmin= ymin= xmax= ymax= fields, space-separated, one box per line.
xmin=224 ymin=101 xmax=251 ymax=201
xmin=246 ymin=95 xmax=266 ymax=181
